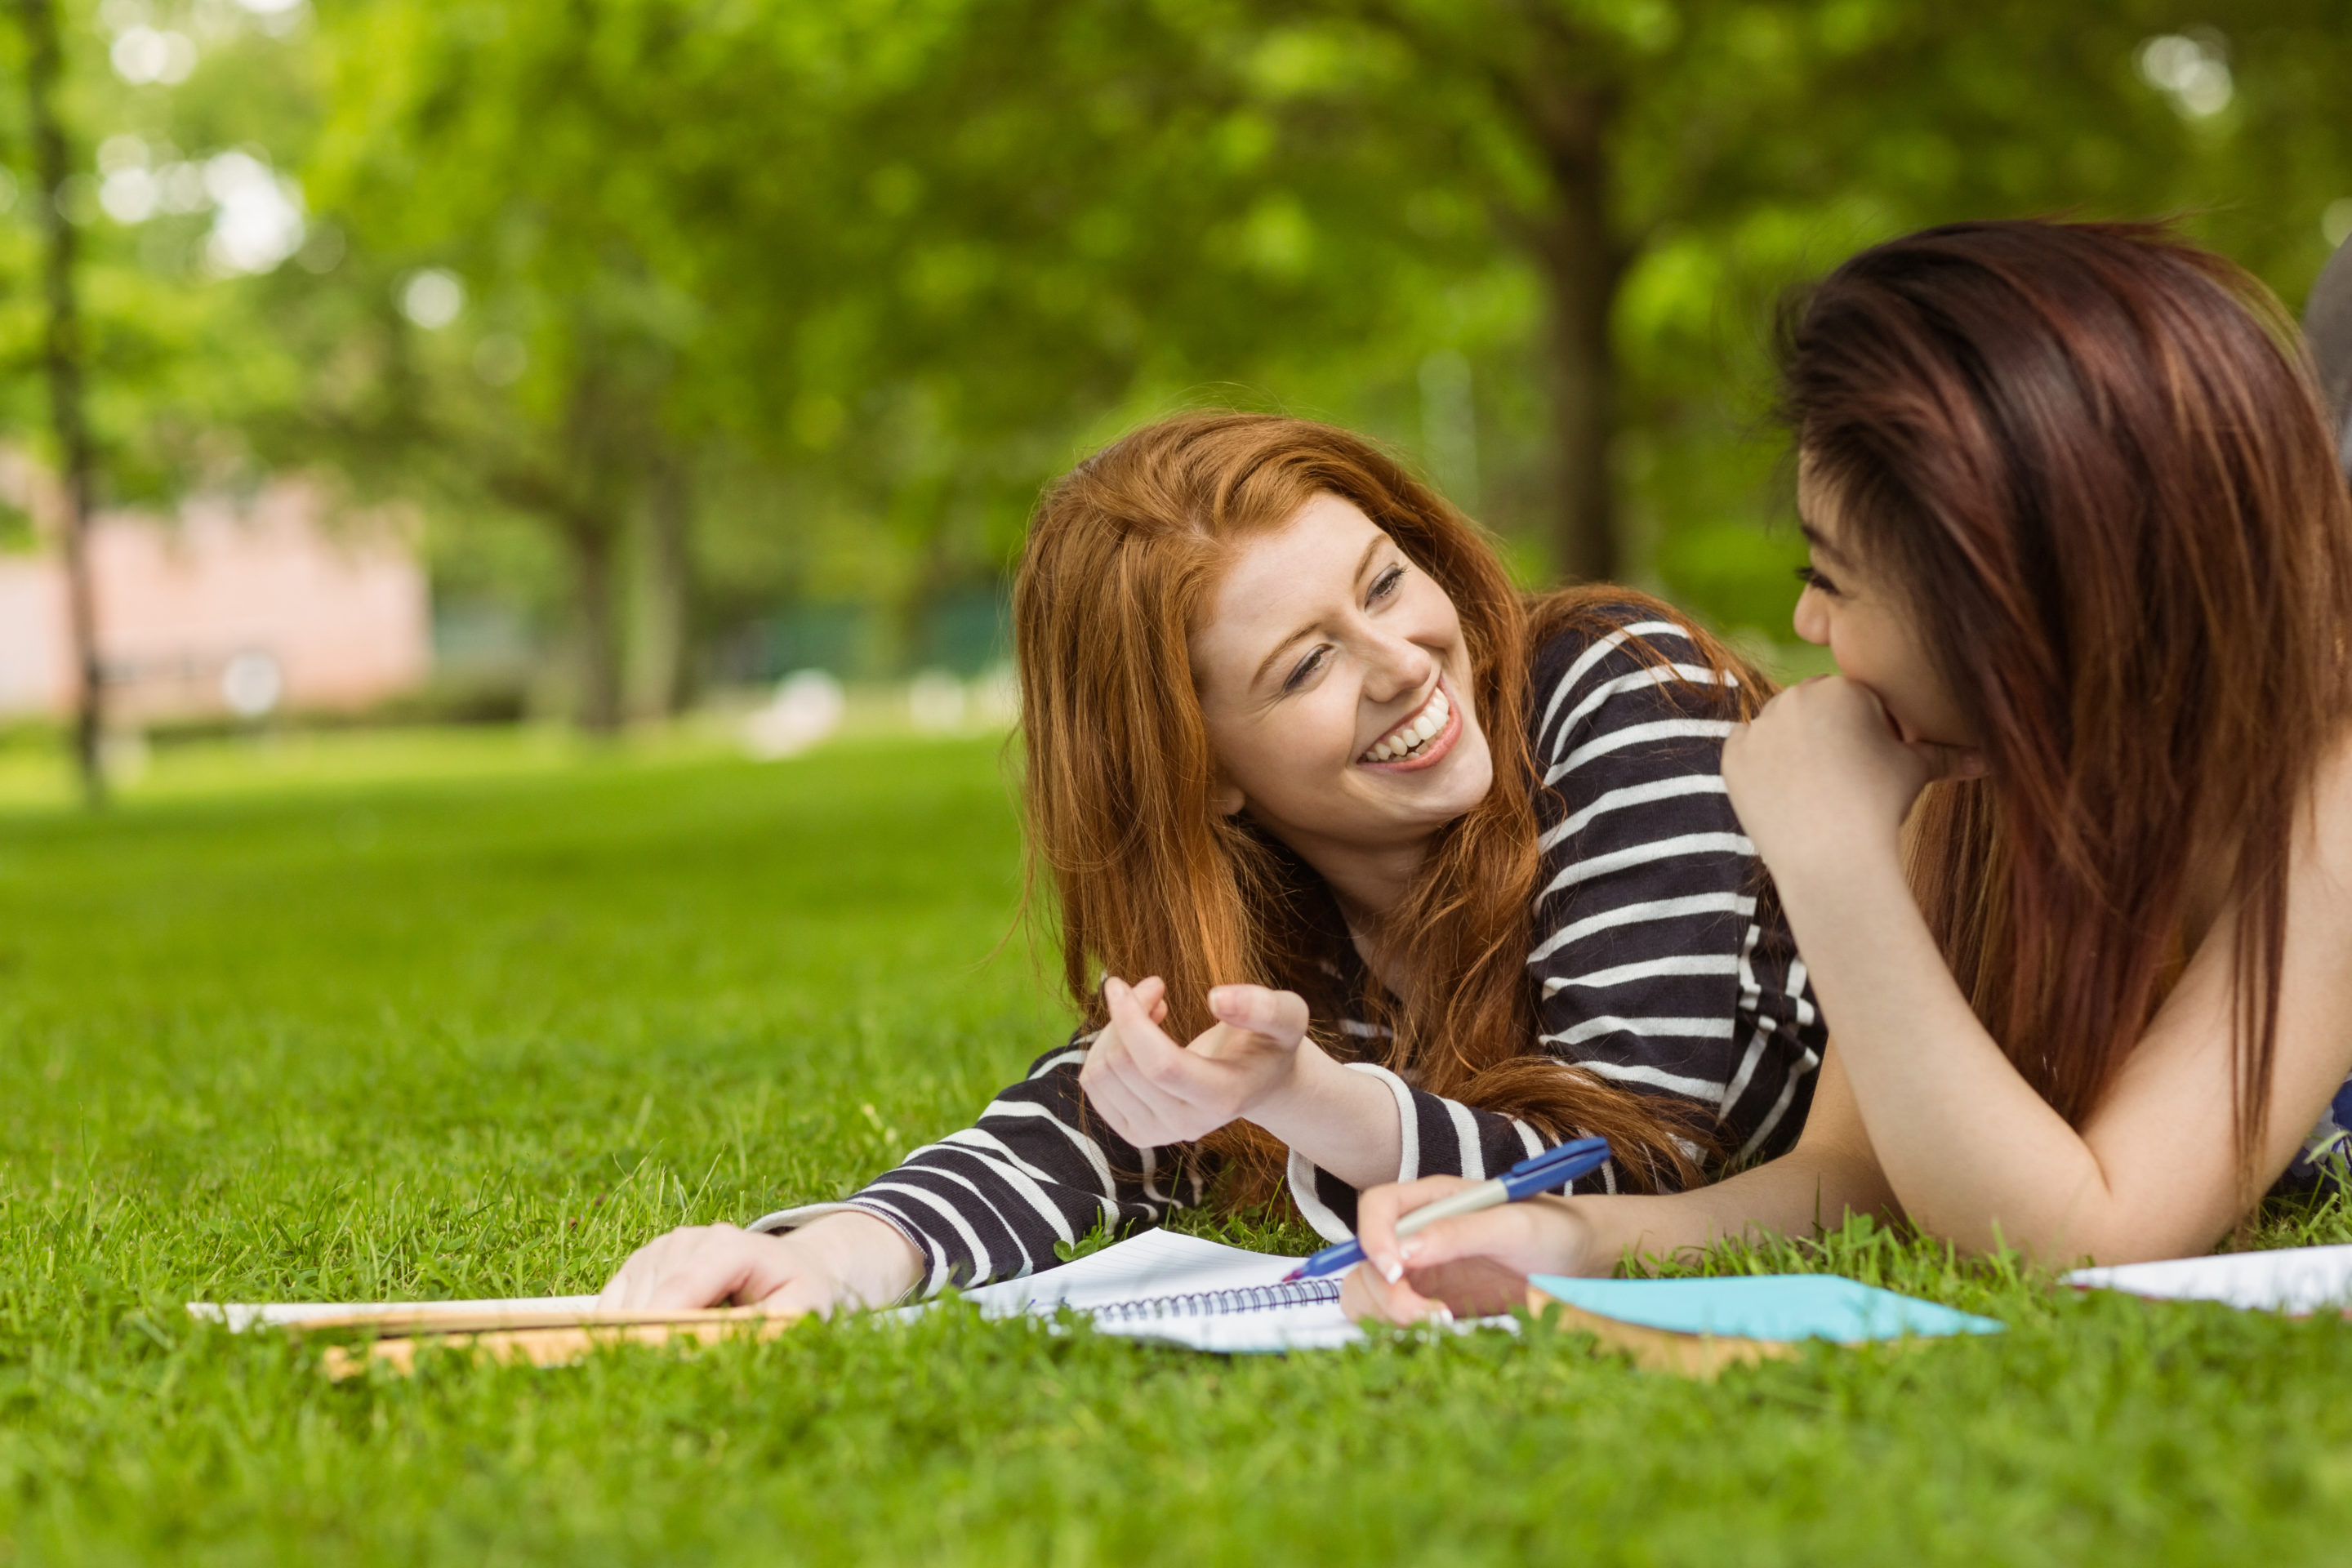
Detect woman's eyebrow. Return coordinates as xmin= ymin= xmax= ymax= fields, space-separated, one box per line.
xmin=1800 ymin=523 xmax=1853 ymax=565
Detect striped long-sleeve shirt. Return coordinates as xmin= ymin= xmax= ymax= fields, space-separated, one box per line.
xmin=751 ymin=610 xmax=1826 ymax=1297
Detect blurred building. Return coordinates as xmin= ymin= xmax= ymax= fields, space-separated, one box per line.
xmin=0 ymin=473 xmax=428 ymax=724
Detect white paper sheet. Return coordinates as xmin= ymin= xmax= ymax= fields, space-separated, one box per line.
xmin=2064 ymin=1244 xmax=2352 ymax=1312
xmin=189 ymin=1295 xmax=601 ymax=1333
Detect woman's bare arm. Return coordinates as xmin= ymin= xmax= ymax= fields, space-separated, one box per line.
xmin=1726 ymin=681 xmax=2352 ymax=1266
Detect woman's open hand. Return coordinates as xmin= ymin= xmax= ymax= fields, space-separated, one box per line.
xmin=1339 ymin=1176 xmax=1600 ymax=1325
xmin=1721 ymin=675 xmax=1984 ymax=876
xmin=596 ymin=1210 xmax=923 ymax=1317
xmin=1076 ymin=976 xmax=1314 ymax=1148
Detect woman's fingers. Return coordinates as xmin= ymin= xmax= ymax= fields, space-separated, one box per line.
xmin=1353 ymin=1175 xmax=1476 ymax=1282
xmin=1104 ymin=978 xmax=1216 ymax=1107
xmin=1397 ymin=1201 xmax=1591 ymax=1281
xmin=1131 ymin=973 xmax=1170 ymax=1026
xmin=1078 ymin=1025 xmax=1164 ymax=1144
xmin=597 ymin=1224 xmax=758 ymax=1312
xmin=1084 ymin=973 xmax=1274 ymax=1147
xmin=1392 ymin=1257 xmax=1539 ymax=1318
xmin=1339 ymin=1258 xmax=1453 ymax=1325
xmin=1205 ymin=984 xmax=1309 ymax=1047
xmin=1080 ymin=990 xmax=1176 ymax=1146
xmin=1102 ymin=973 xmax=1170 ymax=1026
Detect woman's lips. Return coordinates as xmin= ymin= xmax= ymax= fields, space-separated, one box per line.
xmin=1358 ymin=683 xmax=1462 ymax=773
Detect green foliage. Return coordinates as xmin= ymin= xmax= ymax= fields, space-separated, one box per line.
xmin=9 ymin=2 xmax=2352 ymax=689
xmin=5 ymin=737 xmax=2352 ymax=1561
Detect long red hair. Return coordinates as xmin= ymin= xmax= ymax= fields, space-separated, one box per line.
xmin=1013 ymin=411 xmax=1760 ymax=1202
xmin=1779 ymin=220 xmax=2352 ymax=1180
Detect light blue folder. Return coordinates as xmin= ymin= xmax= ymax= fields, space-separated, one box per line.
xmin=1528 ymin=1274 xmax=2004 ymax=1343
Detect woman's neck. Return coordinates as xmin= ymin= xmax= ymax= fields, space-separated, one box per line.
xmin=1297 ymin=839 xmax=1434 ymax=1001
xmin=1297 ymin=838 xmax=1430 ymax=930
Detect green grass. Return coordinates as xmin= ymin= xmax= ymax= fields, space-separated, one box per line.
xmin=4 ymin=730 xmax=2352 ymax=1566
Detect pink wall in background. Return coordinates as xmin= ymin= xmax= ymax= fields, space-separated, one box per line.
xmin=0 ymin=480 xmax=429 ymax=722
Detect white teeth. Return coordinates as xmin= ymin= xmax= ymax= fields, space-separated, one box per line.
xmin=1365 ymin=688 xmax=1450 ymax=764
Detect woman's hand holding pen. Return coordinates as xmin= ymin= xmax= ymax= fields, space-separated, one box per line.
xmin=1080 ymin=976 xmax=1316 ymax=1148
xmin=1339 ymin=1177 xmax=1598 ymax=1325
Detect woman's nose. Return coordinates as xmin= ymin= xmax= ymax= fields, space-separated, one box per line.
xmin=1792 ymin=584 xmax=1832 ymax=647
xmin=1363 ymin=631 xmax=1435 ymax=702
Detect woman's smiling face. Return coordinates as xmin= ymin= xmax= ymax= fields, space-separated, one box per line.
xmin=1189 ymin=492 xmax=1493 ymax=877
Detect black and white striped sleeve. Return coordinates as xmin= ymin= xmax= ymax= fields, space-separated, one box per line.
xmin=747 ymin=1031 xmax=1209 ymax=1298
xmin=1525 ymin=612 xmax=1821 ymax=1172
xmin=1281 ymin=1059 xmax=1561 ymax=1241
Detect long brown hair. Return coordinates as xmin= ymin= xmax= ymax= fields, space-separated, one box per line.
xmin=1779 ymin=220 xmax=2352 ymax=1179
xmin=1013 ymin=412 xmax=1750 ymax=1201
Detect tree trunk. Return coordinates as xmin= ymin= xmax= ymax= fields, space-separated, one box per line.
xmin=568 ymin=518 xmax=625 ymax=735
xmin=642 ymin=452 xmax=694 ymax=717
xmin=1523 ymin=79 xmax=1624 ymax=586
xmin=22 ymin=0 xmax=105 ymax=805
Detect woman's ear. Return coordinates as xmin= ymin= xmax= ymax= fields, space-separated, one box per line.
xmin=1211 ymin=777 xmax=1246 ymax=817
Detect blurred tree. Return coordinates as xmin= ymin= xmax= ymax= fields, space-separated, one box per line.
xmin=1268 ymin=0 xmax=2325 ymax=586
xmin=2 ymin=0 xmax=332 ymax=790
xmin=16 ymin=0 xmax=105 ymax=803
xmin=302 ymin=0 xmax=732 ymax=731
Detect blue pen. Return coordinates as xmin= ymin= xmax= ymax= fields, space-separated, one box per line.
xmin=1281 ymin=1136 xmax=1612 ymax=1281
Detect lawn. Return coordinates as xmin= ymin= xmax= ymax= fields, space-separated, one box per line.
xmin=4 ymin=730 xmax=2352 ymax=1566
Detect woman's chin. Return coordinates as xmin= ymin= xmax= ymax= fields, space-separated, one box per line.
xmin=1368 ymin=735 xmax=1493 ymax=826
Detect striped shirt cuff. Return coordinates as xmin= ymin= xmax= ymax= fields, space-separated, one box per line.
xmin=1281 ymin=1063 xmax=1425 ymax=1242
xmin=745 ymin=1199 xmax=937 ymax=1303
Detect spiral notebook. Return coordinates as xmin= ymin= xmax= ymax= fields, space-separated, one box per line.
xmin=954 ymin=1229 xmax=1366 ymax=1352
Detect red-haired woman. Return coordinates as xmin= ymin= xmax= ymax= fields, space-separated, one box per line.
xmin=1346 ymin=220 xmax=2352 ymax=1323
xmin=599 ymin=412 xmax=1824 ymax=1314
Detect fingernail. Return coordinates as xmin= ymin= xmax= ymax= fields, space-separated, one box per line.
xmin=1381 ymin=1258 xmax=1403 ymax=1284
xmin=1431 ymin=1306 xmax=1455 ymax=1326
xmin=1399 ymin=1241 xmax=1421 ymax=1263
xmin=1208 ymin=987 xmax=1231 ymax=1009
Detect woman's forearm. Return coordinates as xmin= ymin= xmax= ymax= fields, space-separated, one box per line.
xmin=1773 ymin=857 xmax=2127 ymax=1258
xmin=1570 ymin=1138 xmax=1899 ymax=1272
xmin=1246 ymin=1040 xmax=1406 ymax=1189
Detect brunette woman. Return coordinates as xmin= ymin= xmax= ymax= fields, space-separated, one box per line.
xmin=1345 ymin=220 xmax=2352 ymax=1324
xmin=600 ymin=412 xmax=1824 ymax=1314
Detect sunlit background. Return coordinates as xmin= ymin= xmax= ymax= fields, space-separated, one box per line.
xmin=3 ymin=0 xmax=2350 ymax=804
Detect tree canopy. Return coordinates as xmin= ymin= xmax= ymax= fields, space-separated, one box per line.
xmin=6 ymin=0 xmax=2349 ymax=727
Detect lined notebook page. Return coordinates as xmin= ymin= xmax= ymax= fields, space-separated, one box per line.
xmin=956 ymin=1230 xmax=1365 ymax=1352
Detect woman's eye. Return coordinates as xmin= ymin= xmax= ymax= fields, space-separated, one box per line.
xmin=1283 ymin=647 xmax=1329 ymax=693
xmin=1368 ymin=564 xmax=1405 ymax=604
xmin=1795 ymin=564 xmax=1839 ymax=597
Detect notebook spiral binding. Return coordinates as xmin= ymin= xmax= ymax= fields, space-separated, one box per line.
xmin=1093 ymin=1277 xmax=1343 ymax=1323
